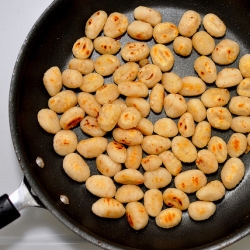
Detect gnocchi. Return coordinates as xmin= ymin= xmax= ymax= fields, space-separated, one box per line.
xmin=38 ymin=7 xmax=250 ymax=232
xmin=63 ymin=153 xmax=90 ymax=182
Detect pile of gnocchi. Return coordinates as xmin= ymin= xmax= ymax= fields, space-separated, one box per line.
xmin=37 ymin=6 xmax=250 ymax=230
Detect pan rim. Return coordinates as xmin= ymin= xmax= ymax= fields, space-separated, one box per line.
xmin=8 ymin=0 xmax=250 ymax=249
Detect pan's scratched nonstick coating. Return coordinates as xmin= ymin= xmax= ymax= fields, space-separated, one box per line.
xmin=9 ymin=0 xmax=250 ymax=249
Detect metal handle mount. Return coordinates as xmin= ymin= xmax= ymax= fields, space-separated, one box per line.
xmin=0 ymin=177 xmax=43 ymax=229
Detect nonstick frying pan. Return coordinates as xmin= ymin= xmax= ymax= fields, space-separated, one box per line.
xmin=1 ymin=0 xmax=250 ymax=249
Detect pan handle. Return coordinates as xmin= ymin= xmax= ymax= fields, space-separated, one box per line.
xmin=0 ymin=177 xmax=44 ymax=229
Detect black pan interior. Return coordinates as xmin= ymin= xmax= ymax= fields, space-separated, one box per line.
xmin=9 ymin=0 xmax=250 ymax=249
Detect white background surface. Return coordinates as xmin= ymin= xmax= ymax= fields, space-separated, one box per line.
xmin=0 ymin=1 xmax=250 ymax=249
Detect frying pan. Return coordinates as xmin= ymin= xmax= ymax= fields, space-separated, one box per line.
xmin=1 ymin=0 xmax=250 ymax=249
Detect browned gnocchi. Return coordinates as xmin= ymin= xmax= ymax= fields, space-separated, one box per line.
xmin=85 ymin=10 xmax=108 ymax=39
xmin=38 ymin=6 xmax=250 ymax=231
xmin=63 ymin=153 xmax=90 ymax=182
xmin=127 ymin=20 xmax=153 ymax=40
xmin=37 ymin=109 xmax=61 ymax=134
xmin=178 ymin=10 xmax=201 ymax=37
xmin=133 ymin=6 xmax=162 ymax=27
xmin=43 ymin=66 xmax=62 ymax=96
xmin=104 ymin=12 xmax=129 ymax=38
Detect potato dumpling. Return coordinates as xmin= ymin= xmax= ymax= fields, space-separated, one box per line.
xmin=63 ymin=153 xmax=90 ymax=182
xmin=62 ymin=69 xmax=83 ymax=88
xmin=77 ymin=137 xmax=108 ymax=158
xmin=239 ymin=54 xmax=250 ymax=78
xmin=237 ymin=78 xmax=250 ymax=97
xmin=163 ymin=188 xmax=190 ymax=210
xmin=134 ymin=6 xmax=162 ymax=27
xmin=164 ymin=94 xmax=187 ymax=118
xmin=149 ymin=83 xmax=165 ymax=113
xmin=175 ymin=169 xmax=207 ymax=193
xmin=113 ymin=128 xmax=143 ymax=146
xmin=144 ymin=189 xmax=163 ymax=217
xmin=107 ymin=140 xmax=127 ymax=164
xmin=227 ymin=133 xmax=247 ymax=158
xmin=43 ymin=66 xmax=62 ymax=96
xmin=80 ymin=73 xmax=104 ymax=93
xmin=121 ymin=42 xmax=150 ymax=62
xmin=201 ymin=88 xmax=230 ymax=108
xmin=136 ymin=118 xmax=154 ymax=136
xmin=94 ymin=54 xmax=120 ymax=76
xmin=144 ymin=167 xmax=172 ymax=189
xmin=221 ymin=158 xmax=245 ymax=189
xmin=212 ymin=39 xmax=240 ymax=65
xmin=96 ymin=154 xmax=122 ymax=177
xmin=72 ymin=37 xmax=93 ymax=59
xmin=188 ymin=201 xmax=216 ymax=221
xmin=118 ymin=81 xmax=148 ymax=98
xmin=207 ymin=107 xmax=232 ymax=130
xmin=60 ymin=106 xmax=85 ymax=130
xmin=153 ymin=22 xmax=178 ymax=44
xmin=155 ymin=208 xmax=182 ymax=229
xmin=194 ymin=56 xmax=217 ymax=83
xmin=231 ymin=116 xmax=250 ymax=133
xmin=92 ymin=198 xmax=125 ymax=219
xmin=141 ymin=155 xmax=162 ymax=172
xmin=178 ymin=10 xmax=201 ymax=37
xmin=80 ymin=116 xmax=106 ymax=137
xmin=141 ymin=135 xmax=171 ymax=155
xmin=196 ymin=180 xmax=225 ymax=202
xmin=113 ymin=62 xmax=139 ymax=84
xmin=192 ymin=31 xmax=215 ymax=55
xmin=137 ymin=64 xmax=162 ymax=88
xmin=53 ymin=130 xmax=78 ymax=156
xmin=171 ymin=136 xmax=197 ymax=163
xmin=150 ymin=44 xmax=175 ymax=72
xmin=114 ymin=169 xmax=144 ymax=185
xmin=37 ymin=109 xmax=61 ymax=134
xmin=195 ymin=149 xmax=218 ymax=174
xmin=95 ymin=83 xmax=120 ymax=105
xmin=215 ymin=68 xmax=243 ymax=88
xmin=115 ymin=185 xmax=144 ymax=203
xmin=104 ymin=12 xmax=129 ymax=38
xmin=173 ymin=36 xmax=192 ymax=56
xmin=202 ymin=13 xmax=226 ymax=37
xmin=124 ymin=145 xmax=142 ymax=170
xmin=187 ymin=99 xmax=207 ymax=123
xmin=162 ymin=72 xmax=182 ymax=94
xmin=159 ymin=151 xmax=182 ymax=176
xmin=127 ymin=20 xmax=153 ymax=40
xmin=68 ymin=58 xmax=94 ymax=75
xmin=48 ymin=90 xmax=77 ymax=114
xmin=94 ymin=36 xmax=121 ymax=55
xmin=126 ymin=202 xmax=149 ymax=230
xmin=229 ymin=96 xmax=250 ymax=116
xmin=179 ymin=76 xmax=206 ymax=96
xmin=97 ymin=103 xmax=121 ymax=131
xmin=154 ymin=118 xmax=178 ymax=138
xmin=192 ymin=121 xmax=211 ymax=148
xmin=86 ymin=175 xmax=116 ymax=198
xmin=177 ymin=112 xmax=195 ymax=138
xmin=118 ymin=107 xmax=141 ymax=130
xmin=207 ymin=136 xmax=228 ymax=163
xmin=78 ymin=92 xmax=101 ymax=118
xmin=85 ymin=10 xmax=108 ymax=39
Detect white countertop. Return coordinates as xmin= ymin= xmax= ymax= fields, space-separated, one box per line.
xmin=0 ymin=1 xmax=250 ymax=249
